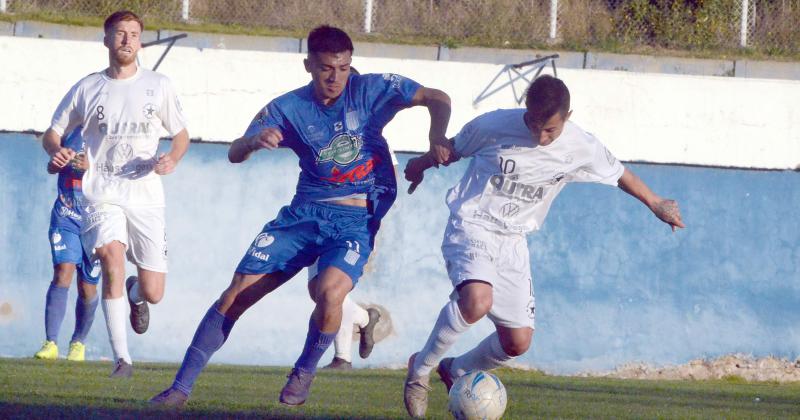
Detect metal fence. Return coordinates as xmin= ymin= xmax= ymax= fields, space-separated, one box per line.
xmin=2 ymin=0 xmax=798 ymax=57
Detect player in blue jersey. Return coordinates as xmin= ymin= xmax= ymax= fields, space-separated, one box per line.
xmin=150 ymin=25 xmax=452 ymax=407
xmin=34 ymin=126 xmax=102 ymax=362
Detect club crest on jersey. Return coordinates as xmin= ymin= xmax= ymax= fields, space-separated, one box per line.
xmin=317 ymin=133 xmax=363 ymax=165
xmin=255 ymin=233 xmax=275 ymax=248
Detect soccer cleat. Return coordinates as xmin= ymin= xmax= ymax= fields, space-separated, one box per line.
xmin=150 ymin=387 xmax=189 ymax=407
xmin=437 ymin=357 xmax=456 ymax=392
xmin=126 ymin=276 xmax=149 ymax=334
xmin=110 ymin=358 xmax=133 ymax=378
xmin=404 ymin=352 xmax=431 ymax=419
xmin=358 ymin=307 xmax=381 ymax=359
xmin=34 ymin=340 xmax=58 ymax=360
xmin=66 ymin=341 xmax=86 ymax=362
xmin=279 ymin=368 xmax=315 ymax=406
xmin=322 ymin=356 xmax=352 ymax=370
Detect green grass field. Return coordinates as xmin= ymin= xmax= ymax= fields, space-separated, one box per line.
xmin=1 ymin=358 xmax=799 ymax=419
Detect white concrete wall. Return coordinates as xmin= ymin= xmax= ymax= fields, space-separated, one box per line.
xmin=2 ymin=36 xmax=798 ymax=170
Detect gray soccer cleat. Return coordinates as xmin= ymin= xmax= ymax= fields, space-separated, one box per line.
xmin=322 ymin=356 xmax=353 ymax=370
xmin=109 ymin=358 xmax=133 ymax=378
xmin=150 ymin=387 xmax=189 ymax=407
xmin=279 ymin=368 xmax=316 ymax=406
xmin=126 ymin=276 xmax=149 ymax=334
xmin=404 ymin=352 xmax=431 ymax=418
xmin=437 ymin=357 xmax=456 ymax=392
xmin=359 ymin=307 xmax=381 ymax=359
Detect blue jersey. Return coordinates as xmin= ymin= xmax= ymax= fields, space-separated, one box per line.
xmin=244 ymin=73 xmax=420 ymax=210
xmin=51 ymin=127 xmax=86 ymax=230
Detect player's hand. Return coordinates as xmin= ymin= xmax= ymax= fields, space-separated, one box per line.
xmin=652 ymin=199 xmax=685 ymax=232
xmin=154 ymin=153 xmax=178 ymax=175
xmin=70 ymin=152 xmax=88 ymax=172
xmin=404 ymin=157 xmax=426 ymax=194
xmin=429 ymin=136 xmax=453 ymax=165
xmin=249 ymin=127 xmax=283 ymax=151
xmin=48 ymin=148 xmax=76 ymax=173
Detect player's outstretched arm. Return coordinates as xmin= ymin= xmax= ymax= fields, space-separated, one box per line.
xmin=43 ymin=128 xmax=75 ymax=174
xmin=228 ymin=127 xmax=283 ymax=164
xmin=410 ymin=87 xmax=452 ymax=164
xmin=155 ymin=128 xmax=190 ymax=175
xmin=617 ymin=168 xmax=685 ymax=232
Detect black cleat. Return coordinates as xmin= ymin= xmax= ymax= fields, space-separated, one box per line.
xmin=150 ymin=387 xmax=189 ymax=407
xmin=110 ymin=358 xmax=133 ymax=378
xmin=126 ymin=276 xmax=149 ymax=334
xmin=279 ymin=368 xmax=315 ymax=406
xmin=322 ymin=356 xmax=353 ymax=370
xmin=359 ymin=308 xmax=381 ymax=358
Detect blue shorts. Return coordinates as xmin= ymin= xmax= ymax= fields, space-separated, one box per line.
xmin=48 ymin=226 xmax=101 ymax=285
xmin=236 ymin=200 xmax=375 ymax=285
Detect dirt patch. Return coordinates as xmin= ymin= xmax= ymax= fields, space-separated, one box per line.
xmin=582 ymin=354 xmax=800 ymax=383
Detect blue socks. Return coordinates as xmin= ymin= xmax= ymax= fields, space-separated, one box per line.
xmin=293 ymin=317 xmax=336 ymax=374
xmin=173 ymin=305 xmax=235 ymax=395
xmin=44 ymin=284 xmax=69 ymax=342
xmin=71 ymin=294 xmax=99 ymax=343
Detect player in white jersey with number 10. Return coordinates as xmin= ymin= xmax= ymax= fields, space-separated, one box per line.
xmin=401 ymin=75 xmax=685 ymax=418
xmin=42 ymin=10 xmax=190 ymax=378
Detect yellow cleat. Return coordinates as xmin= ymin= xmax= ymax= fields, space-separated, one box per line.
xmin=67 ymin=341 xmax=85 ymax=362
xmin=34 ymin=340 xmax=58 ymax=360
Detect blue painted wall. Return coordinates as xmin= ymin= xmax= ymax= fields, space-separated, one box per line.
xmin=1 ymin=133 xmax=798 ymax=374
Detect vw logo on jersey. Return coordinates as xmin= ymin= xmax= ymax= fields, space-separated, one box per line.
xmin=255 ymin=233 xmax=275 ymax=248
xmin=317 ymin=133 xmax=363 ymax=165
xmin=500 ymin=202 xmax=520 ymax=218
xmin=51 ymin=231 xmax=62 ymax=245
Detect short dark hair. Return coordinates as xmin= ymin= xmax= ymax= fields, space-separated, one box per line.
xmin=307 ymin=25 xmax=353 ymax=55
xmin=525 ymin=75 xmax=570 ymax=125
xmin=104 ymin=10 xmax=143 ymax=33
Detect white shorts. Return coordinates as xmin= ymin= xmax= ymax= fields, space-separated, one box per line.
xmin=82 ymin=203 xmax=168 ymax=273
xmin=441 ymin=218 xmax=535 ymax=329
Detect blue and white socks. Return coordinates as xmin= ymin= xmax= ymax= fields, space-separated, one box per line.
xmin=294 ymin=317 xmax=336 ymax=374
xmin=44 ymin=283 xmax=69 ymax=342
xmin=173 ymin=305 xmax=235 ymax=395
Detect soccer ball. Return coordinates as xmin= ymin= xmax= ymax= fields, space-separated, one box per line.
xmin=447 ymin=370 xmax=507 ymax=420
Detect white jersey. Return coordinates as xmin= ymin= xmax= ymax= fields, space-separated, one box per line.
xmin=50 ymin=67 xmax=187 ymax=207
xmin=447 ymin=109 xmax=624 ymax=235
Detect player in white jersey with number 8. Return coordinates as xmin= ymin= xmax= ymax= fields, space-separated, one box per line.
xmin=402 ymin=75 xmax=685 ymax=418
xmin=42 ymin=10 xmax=190 ymax=378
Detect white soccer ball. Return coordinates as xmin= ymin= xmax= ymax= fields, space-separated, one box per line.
xmin=447 ymin=370 xmax=507 ymax=420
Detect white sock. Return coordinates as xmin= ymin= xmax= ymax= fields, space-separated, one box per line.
xmin=450 ymin=332 xmax=515 ymax=377
xmin=102 ymin=297 xmax=132 ymax=364
xmin=334 ymin=295 xmax=357 ymax=362
xmin=128 ymin=280 xmax=144 ymax=305
xmin=350 ymin=299 xmax=370 ymax=329
xmin=412 ymin=299 xmax=471 ymax=378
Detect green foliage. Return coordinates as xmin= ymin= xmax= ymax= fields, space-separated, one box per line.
xmin=1 ymin=0 xmax=798 ymax=59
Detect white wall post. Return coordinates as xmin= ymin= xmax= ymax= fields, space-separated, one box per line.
xmin=364 ymin=0 xmax=374 ymax=33
xmin=740 ymin=0 xmax=749 ymax=47
xmin=549 ymin=0 xmax=558 ymax=40
xmin=182 ymin=0 xmax=190 ymax=21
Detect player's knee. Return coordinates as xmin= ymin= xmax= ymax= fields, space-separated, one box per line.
xmin=499 ymin=328 xmax=533 ymax=357
xmin=52 ymin=264 xmax=75 ymax=287
xmin=502 ymin=338 xmax=531 ymax=357
xmin=459 ymin=294 xmax=492 ymax=323
xmin=317 ymin=285 xmax=347 ymax=308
